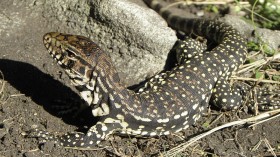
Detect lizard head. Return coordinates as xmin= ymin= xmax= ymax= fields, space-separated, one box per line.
xmin=43 ymin=32 xmax=106 ymax=85
xmin=43 ymin=32 xmax=121 ymax=114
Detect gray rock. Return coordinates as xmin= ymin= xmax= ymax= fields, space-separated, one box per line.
xmin=40 ymin=0 xmax=177 ymax=86
xmin=90 ymin=0 xmax=177 ymax=85
xmin=223 ymin=15 xmax=280 ymax=52
xmin=222 ymin=15 xmax=253 ymax=38
xmin=253 ymin=29 xmax=280 ymax=52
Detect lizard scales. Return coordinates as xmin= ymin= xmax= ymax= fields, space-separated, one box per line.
xmin=34 ymin=0 xmax=247 ymax=148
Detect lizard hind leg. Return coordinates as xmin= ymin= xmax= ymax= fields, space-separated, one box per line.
xmin=251 ymin=88 xmax=280 ymax=111
xmin=210 ymin=78 xmax=249 ymax=111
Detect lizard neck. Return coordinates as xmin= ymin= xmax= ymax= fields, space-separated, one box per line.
xmin=73 ymin=51 xmax=132 ymax=117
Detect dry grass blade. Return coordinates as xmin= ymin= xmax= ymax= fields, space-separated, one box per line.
xmin=249 ymin=112 xmax=280 ymax=127
xmin=252 ymin=138 xmax=277 ymax=157
xmin=163 ymin=109 xmax=280 ymax=157
xmin=263 ymin=138 xmax=277 ymax=157
xmin=231 ymin=53 xmax=280 ymax=84
xmin=231 ymin=76 xmax=280 ymax=84
xmin=236 ymin=53 xmax=280 ymax=74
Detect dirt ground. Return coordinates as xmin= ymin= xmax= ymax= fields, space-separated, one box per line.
xmin=0 ymin=0 xmax=280 ymax=157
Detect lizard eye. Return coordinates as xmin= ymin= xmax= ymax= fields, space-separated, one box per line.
xmin=66 ymin=49 xmax=76 ymax=58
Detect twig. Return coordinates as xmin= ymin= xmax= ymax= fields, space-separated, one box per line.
xmin=236 ymin=53 xmax=280 ymax=74
xmin=252 ymin=138 xmax=277 ymax=157
xmin=249 ymin=112 xmax=280 ymax=127
xmin=230 ymin=76 xmax=280 ymax=84
xmin=163 ymin=109 xmax=280 ymax=156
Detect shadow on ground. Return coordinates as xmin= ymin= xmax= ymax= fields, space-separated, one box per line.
xmin=0 ymin=59 xmax=97 ymax=131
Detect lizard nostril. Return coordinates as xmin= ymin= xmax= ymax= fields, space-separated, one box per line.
xmin=43 ymin=36 xmax=52 ymax=48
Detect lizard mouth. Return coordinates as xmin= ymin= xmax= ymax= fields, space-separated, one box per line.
xmin=43 ymin=33 xmax=77 ymax=69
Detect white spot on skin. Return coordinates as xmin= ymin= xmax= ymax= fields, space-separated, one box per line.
xmin=55 ymin=54 xmax=62 ymax=60
xmin=199 ymin=106 xmax=205 ymax=112
xmin=80 ymin=90 xmax=93 ymax=105
xmin=92 ymin=107 xmax=102 ymax=116
xmin=222 ymin=99 xmax=227 ymax=103
xmin=121 ymin=121 xmax=129 ymax=128
xmin=139 ymin=125 xmax=145 ymax=129
xmin=175 ymin=128 xmax=182 ymax=132
xmin=181 ymin=111 xmax=188 ymax=116
xmin=104 ymin=118 xmax=118 ymax=123
xmin=164 ymin=131 xmax=170 ymax=135
xmin=133 ymin=115 xmax=152 ymax=122
xmin=92 ymin=92 xmax=99 ymax=105
xmin=141 ymin=131 xmax=148 ymax=135
xmin=183 ymin=124 xmax=189 ymax=129
xmin=192 ymin=113 xmax=202 ymax=121
xmin=132 ymin=130 xmax=142 ymax=135
xmin=126 ymin=128 xmax=132 ymax=133
xmin=174 ymin=115 xmax=180 ymax=119
xmin=114 ymin=102 xmax=121 ymax=108
xmin=109 ymin=94 xmax=115 ymax=101
xmin=169 ymin=73 xmax=175 ymax=77
xmin=101 ymin=103 xmax=110 ymax=115
xmin=214 ymin=77 xmax=218 ymax=82
xmin=86 ymin=80 xmax=95 ymax=91
xmin=97 ymin=77 xmax=108 ymax=93
xmin=92 ymin=103 xmax=110 ymax=116
xmin=87 ymin=132 xmax=92 ymax=136
xmin=102 ymin=125 xmax=108 ymax=131
xmin=202 ymin=94 xmax=206 ymax=99
xmin=192 ymin=103 xmax=199 ymax=110
xmin=96 ymin=134 xmax=101 ymax=138
xmin=150 ymin=132 xmax=157 ymax=136
xmin=157 ymin=118 xmax=169 ymax=123
xmin=156 ymin=126 xmax=163 ymax=130
xmin=116 ymin=114 xmax=124 ymax=120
